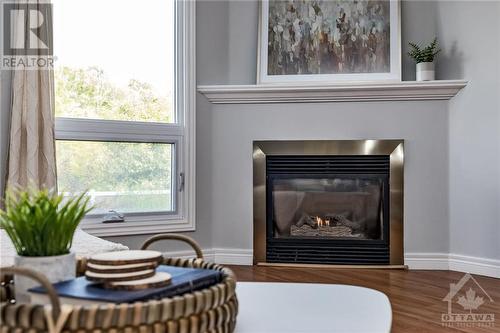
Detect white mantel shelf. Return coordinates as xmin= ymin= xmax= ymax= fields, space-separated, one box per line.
xmin=197 ymin=80 xmax=468 ymax=104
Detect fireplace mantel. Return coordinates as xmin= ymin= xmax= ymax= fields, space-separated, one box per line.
xmin=198 ymin=80 xmax=467 ymax=104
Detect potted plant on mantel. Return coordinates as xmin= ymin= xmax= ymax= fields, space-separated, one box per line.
xmin=0 ymin=188 xmax=91 ymax=300
xmin=408 ymin=37 xmax=441 ymax=81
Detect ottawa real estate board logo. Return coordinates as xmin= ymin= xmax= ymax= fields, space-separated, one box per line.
xmin=1 ymin=1 xmax=54 ymax=69
xmin=441 ymin=273 xmax=495 ymax=328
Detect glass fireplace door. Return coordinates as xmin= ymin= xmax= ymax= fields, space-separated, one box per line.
xmin=269 ymin=175 xmax=388 ymax=241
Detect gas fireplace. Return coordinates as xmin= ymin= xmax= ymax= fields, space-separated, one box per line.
xmin=253 ymin=140 xmax=404 ymax=266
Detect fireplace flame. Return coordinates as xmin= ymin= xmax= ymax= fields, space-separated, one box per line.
xmin=315 ymin=216 xmax=330 ymax=227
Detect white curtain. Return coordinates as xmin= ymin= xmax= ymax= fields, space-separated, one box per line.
xmin=6 ymin=0 xmax=57 ymax=190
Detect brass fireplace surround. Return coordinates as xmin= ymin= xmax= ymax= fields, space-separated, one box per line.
xmin=253 ymin=140 xmax=404 ymax=266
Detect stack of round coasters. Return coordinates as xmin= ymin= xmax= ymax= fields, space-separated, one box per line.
xmin=86 ymin=250 xmax=171 ymax=290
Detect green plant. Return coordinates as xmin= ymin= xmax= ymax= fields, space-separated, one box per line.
xmin=408 ymin=38 xmax=441 ymax=63
xmin=0 ymin=188 xmax=92 ymax=256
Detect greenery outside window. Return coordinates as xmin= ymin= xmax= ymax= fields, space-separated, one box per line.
xmin=53 ymin=0 xmax=196 ymax=236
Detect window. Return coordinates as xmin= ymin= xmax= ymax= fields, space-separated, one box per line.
xmin=53 ymin=0 xmax=196 ymax=236
xmin=57 ymin=141 xmax=175 ymax=214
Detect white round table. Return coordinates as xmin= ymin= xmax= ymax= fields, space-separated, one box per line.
xmin=235 ymin=282 xmax=392 ymax=333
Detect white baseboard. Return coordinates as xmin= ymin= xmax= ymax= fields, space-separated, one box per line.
xmin=165 ymin=248 xmax=499 ymax=278
xmin=405 ymin=253 xmax=500 ymax=278
xmin=212 ymin=248 xmax=254 ymax=265
xmin=404 ymin=253 xmax=450 ymax=270
xmin=162 ymin=249 xmax=215 ymax=261
xmin=163 ymin=248 xmax=253 ymax=266
xmin=448 ymin=254 xmax=500 ymax=278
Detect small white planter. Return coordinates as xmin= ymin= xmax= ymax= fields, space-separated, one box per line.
xmin=416 ymin=62 xmax=435 ymax=81
xmin=14 ymin=252 xmax=76 ymax=302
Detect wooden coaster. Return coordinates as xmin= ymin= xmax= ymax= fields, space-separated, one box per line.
xmin=86 ymin=261 xmax=159 ymax=274
xmin=105 ymin=272 xmax=172 ymax=290
xmin=88 ymin=250 xmax=163 ymax=266
xmin=85 ymin=269 xmax=156 ymax=282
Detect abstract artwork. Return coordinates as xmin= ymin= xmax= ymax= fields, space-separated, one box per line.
xmin=258 ymin=0 xmax=401 ymax=83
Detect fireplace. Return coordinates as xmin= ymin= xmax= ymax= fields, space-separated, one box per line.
xmin=253 ymin=140 xmax=404 ymax=266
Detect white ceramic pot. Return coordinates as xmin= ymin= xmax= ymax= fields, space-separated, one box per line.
xmin=416 ymin=62 xmax=435 ymax=81
xmin=14 ymin=252 xmax=76 ymax=302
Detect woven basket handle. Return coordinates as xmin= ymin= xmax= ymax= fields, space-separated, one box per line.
xmin=141 ymin=234 xmax=204 ymax=259
xmin=0 ymin=266 xmax=61 ymax=320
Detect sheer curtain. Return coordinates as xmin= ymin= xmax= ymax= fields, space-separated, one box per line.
xmin=6 ymin=0 xmax=57 ymax=190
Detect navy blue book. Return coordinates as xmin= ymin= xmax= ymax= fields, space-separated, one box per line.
xmin=29 ymin=265 xmax=222 ymax=305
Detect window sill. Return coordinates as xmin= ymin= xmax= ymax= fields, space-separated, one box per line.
xmin=80 ymin=217 xmax=195 ymax=237
xmin=197 ymin=80 xmax=468 ymax=104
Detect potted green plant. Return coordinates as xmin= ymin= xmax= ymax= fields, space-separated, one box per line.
xmin=408 ymin=37 xmax=441 ymax=81
xmin=0 ymin=188 xmax=91 ymax=300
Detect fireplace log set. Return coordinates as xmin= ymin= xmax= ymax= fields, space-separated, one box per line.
xmin=290 ymin=212 xmax=366 ymax=238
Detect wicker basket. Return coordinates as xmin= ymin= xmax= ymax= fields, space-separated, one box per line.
xmin=0 ymin=234 xmax=238 ymax=333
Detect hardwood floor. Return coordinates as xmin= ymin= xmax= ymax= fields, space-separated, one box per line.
xmin=228 ymin=266 xmax=500 ymax=333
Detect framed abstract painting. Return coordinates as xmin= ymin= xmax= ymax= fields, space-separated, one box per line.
xmin=257 ymin=0 xmax=401 ymax=84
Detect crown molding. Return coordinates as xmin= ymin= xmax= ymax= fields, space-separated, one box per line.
xmin=197 ymin=80 xmax=468 ymax=104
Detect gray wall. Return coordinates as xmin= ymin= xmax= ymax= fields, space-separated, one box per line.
xmin=195 ymin=0 xmax=451 ymax=255
xmin=207 ymin=102 xmax=450 ymax=254
xmin=436 ymin=1 xmax=500 ymax=260
xmin=190 ymin=0 xmax=499 ymax=260
xmin=197 ymin=0 xmax=443 ymax=85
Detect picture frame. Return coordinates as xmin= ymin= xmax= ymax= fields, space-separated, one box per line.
xmin=257 ymin=0 xmax=401 ymax=84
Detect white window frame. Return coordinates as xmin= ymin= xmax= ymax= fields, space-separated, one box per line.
xmin=54 ymin=0 xmax=196 ymax=237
